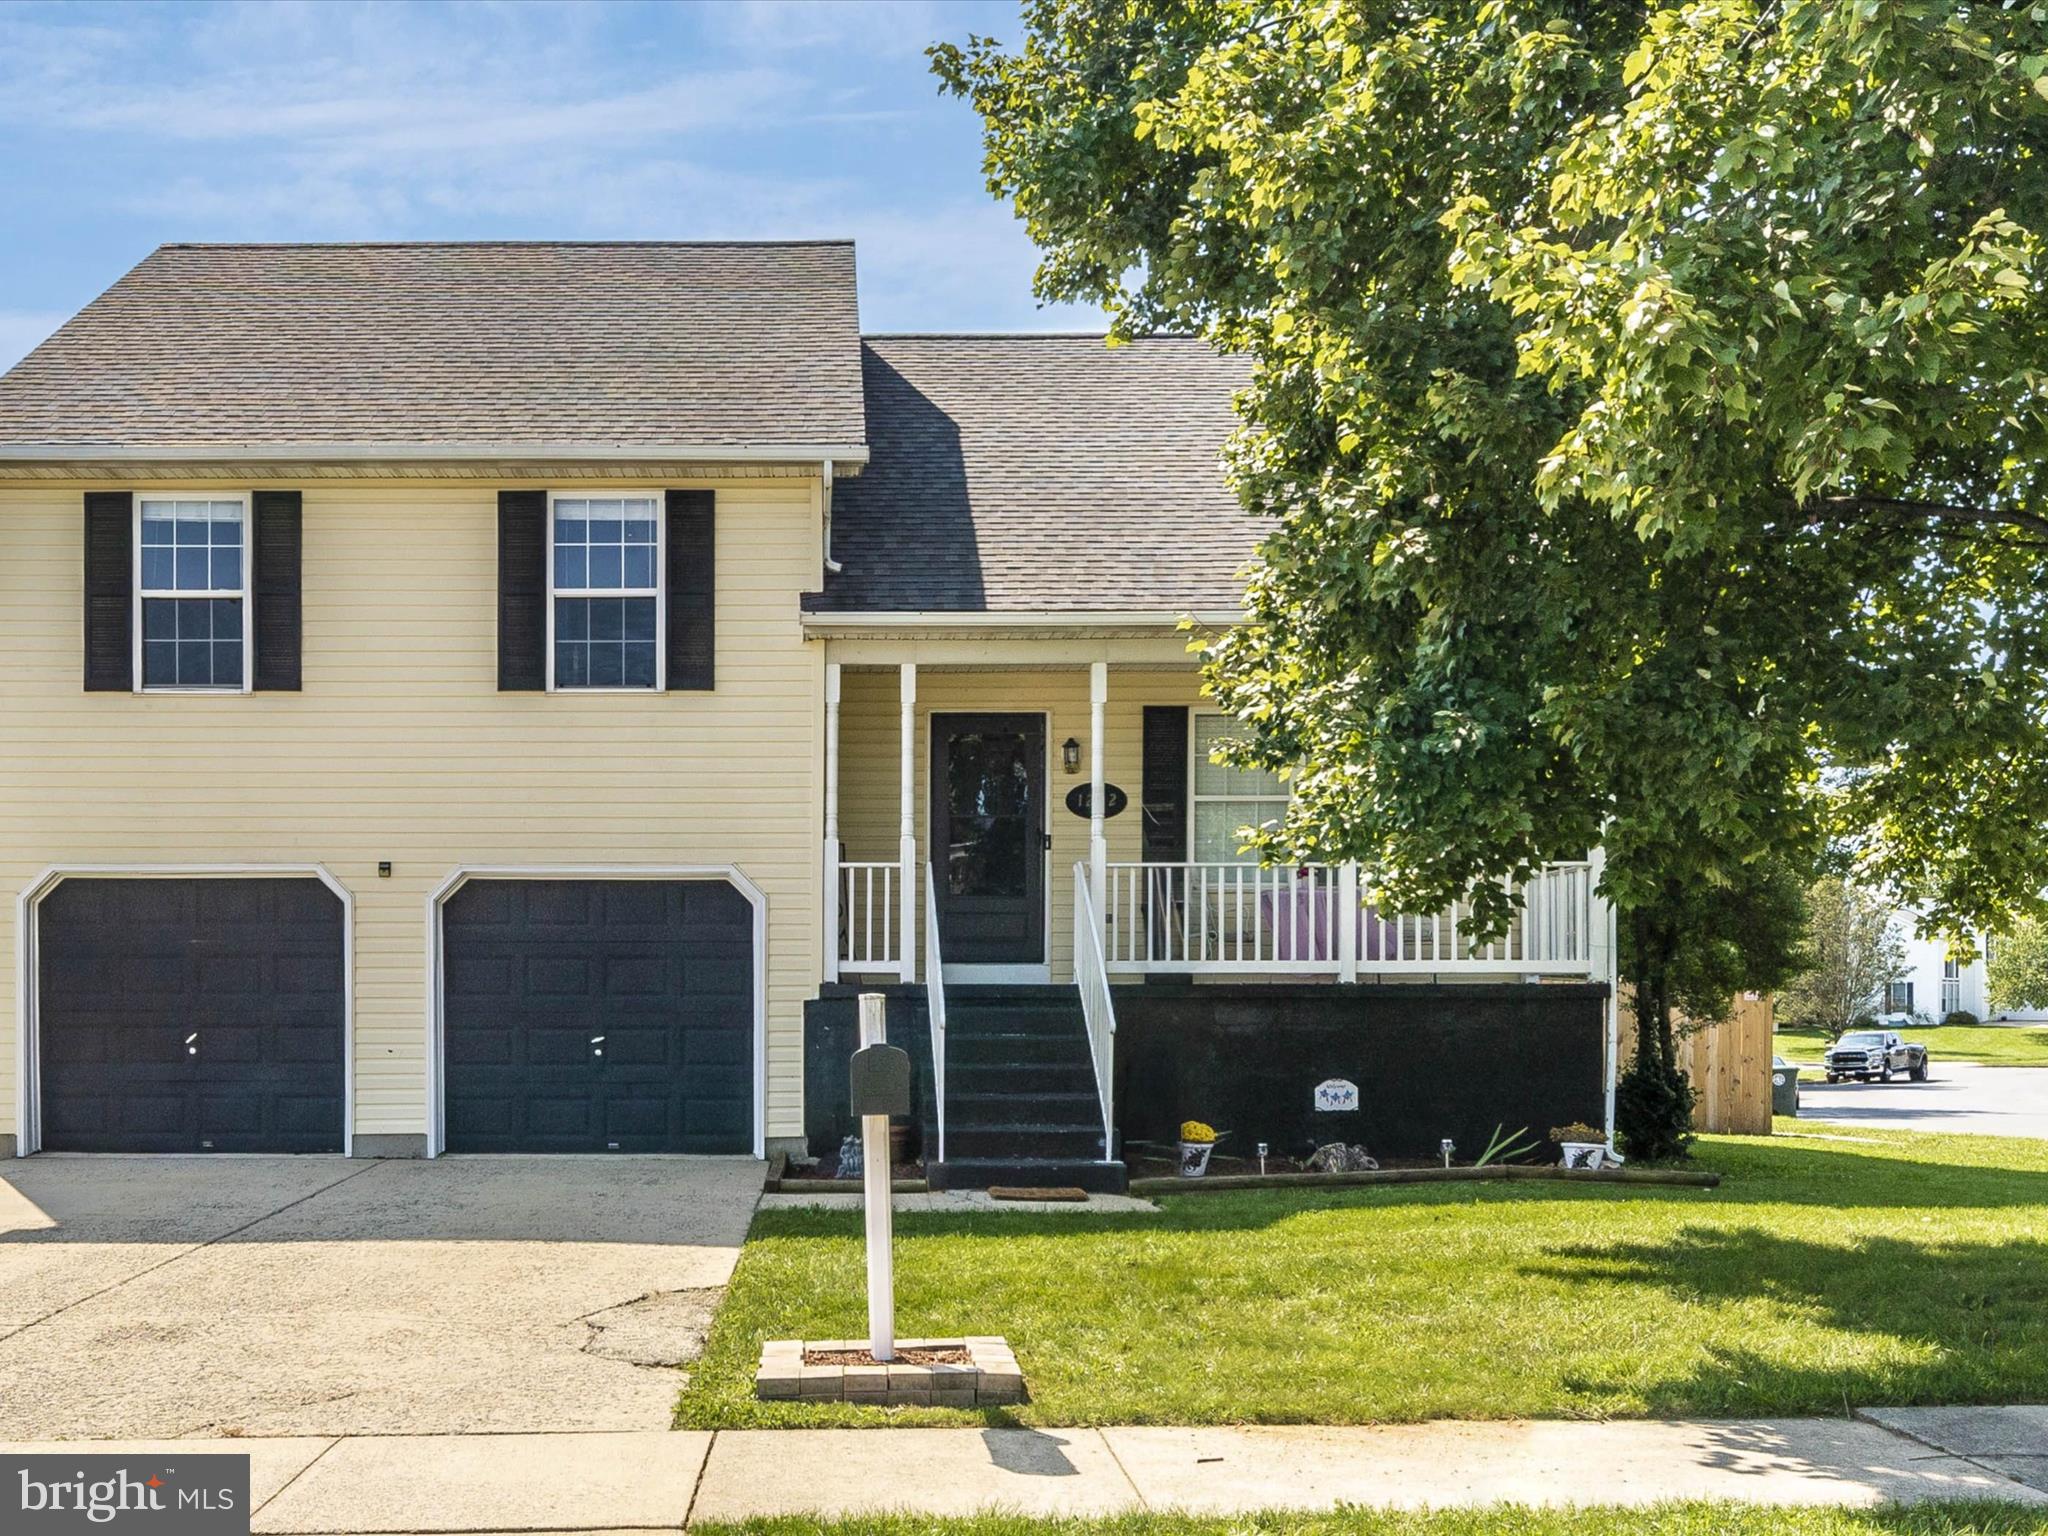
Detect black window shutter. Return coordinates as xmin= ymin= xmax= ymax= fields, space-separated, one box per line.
xmin=1142 ymin=705 xmax=1190 ymax=860
xmin=666 ymin=489 xmax=715 ymax=691
xmin=498 ymin=490 xmax=548 ymax=691
xmin=252 ymin=490 xmax=303 ymax=691
xmin=82 ymin=491 xmax=133 ymax=692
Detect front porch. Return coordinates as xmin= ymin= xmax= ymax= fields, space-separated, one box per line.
xmin=809 ymin=650 xmax=1620 ymax=1190
xmin=820 ymin=656 xmax=1614 ymax=993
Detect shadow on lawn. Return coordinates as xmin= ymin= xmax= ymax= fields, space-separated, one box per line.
xmin=1531 ymin=1224 xmax=2048 ymax=1415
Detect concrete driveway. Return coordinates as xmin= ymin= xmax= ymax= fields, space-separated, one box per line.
xmin=1798 ymin=1061 xmax=2048 ymax=1140
xmin=0 ymin=1155 xmax=760 ymax=1440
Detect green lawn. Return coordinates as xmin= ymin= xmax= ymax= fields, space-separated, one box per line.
xmin=677 ymin=1127 xmax=2048 ymax=1429
xmin=1775 ymin=1024 xmax=2048 ymax=1069
xmin=697 ymin=1510 xmax=2048 ymax=1536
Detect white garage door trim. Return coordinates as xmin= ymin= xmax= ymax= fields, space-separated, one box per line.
xmin=12 ymin=863 xmax=356 ymax=1157
xmin=425 ymin=865 xmax=768 ymax=1159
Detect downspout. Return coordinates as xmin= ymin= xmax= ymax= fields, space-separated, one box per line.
xmin=821 ymin=458 xmax=843 ymax=575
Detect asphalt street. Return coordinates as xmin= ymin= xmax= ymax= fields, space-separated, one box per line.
xmin=1796 ymin=1059 xmax=2048 ymax=1139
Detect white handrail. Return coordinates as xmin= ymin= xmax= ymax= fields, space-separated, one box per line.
xmin=1072 ymin=863 xmax=1117 ymax=1159
xmin=923 ymin=861 xmax=947 ymax=1164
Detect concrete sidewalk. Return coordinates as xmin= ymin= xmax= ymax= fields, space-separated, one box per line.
xmin=6 ymin=1409 xmax=2042 ymax=1532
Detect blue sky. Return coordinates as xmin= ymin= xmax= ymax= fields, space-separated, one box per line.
xmin=0 ymin=0 xmax=1106 ymax=371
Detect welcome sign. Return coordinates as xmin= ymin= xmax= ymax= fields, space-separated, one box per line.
xmin=3 ymin=1455 xmax=249 ymax=1535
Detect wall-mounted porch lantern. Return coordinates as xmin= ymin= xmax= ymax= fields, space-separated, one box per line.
xmin=1062 ymin=737 xmax=1082 ymax=774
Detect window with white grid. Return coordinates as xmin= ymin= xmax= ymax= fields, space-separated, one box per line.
xmin=137 ymin=496 xmax=248 ymax=691
xmin=1191 ymin=712 xmax=1290 ymax=863
xmin=550 ymin=493 xmax=662 ymax=690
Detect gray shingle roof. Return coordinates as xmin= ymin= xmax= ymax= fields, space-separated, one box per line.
xmin=0 ymin=242 xmax=867 ymax=454
xmin=808 ymin=335 xmax=1257 ymax=614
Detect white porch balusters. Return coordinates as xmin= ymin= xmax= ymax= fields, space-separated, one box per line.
xmin=823 ymin=662 xmax=841 ymax=983
xmin=898 ymin=661 xmax=918 ymax=985
xmin=1089 ymin=661 xmax=1107 ymax=944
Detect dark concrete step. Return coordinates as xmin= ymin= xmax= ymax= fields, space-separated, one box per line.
xmin=930 ymin=1157 xmax=1129 ymax=1194
xmin=945 ymin=1123 xmax=1106 ymax=1160
xmin=948 ymin=1091 xmax=1102 ymax=1127
xmin=946 ymin=1011 xmax=1089 ymax=1038
xmin=948 ymin=1031 xmax=1090 ymax=1066
xmin=947 ymin=1060 xmax=1097 ymax=1093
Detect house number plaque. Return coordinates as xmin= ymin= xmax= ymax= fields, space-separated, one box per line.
xmin=1063 ymin=782 xmax=1128 ymax=819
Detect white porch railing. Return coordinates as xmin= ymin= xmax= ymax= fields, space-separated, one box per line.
xmin=1100 ymin=859 xmax=1597 ymax=977
xmin=838 ymin=861 xmax=902 ymax=973
xmin=1072 ymin=864 xmax=1118 ymax=1158
xmin=924 ymin=862 xmax=948 ymax=1163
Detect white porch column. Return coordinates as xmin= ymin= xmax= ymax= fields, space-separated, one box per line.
xmin=1338 ymin=862 xmax=1359 ymax=983
xmin=899 ymin=662 xmax=918 ymax=984
xmin=822 ymin=662 xmax=842 ymax=984
xmin=1587 ymin=846 xmax=1619 ymax=1139
xmin=1088 ymin=662 xmax=1107 ymax=937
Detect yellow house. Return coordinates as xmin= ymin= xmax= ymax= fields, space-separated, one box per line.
xmin=0 ymin=241 xmax=1617 ymax=1191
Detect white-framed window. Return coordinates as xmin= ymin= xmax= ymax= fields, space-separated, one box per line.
xmin=547 ymin=492 xmax=663 ymax=691
xmin=1885 ymin=980 xmax=1915 ymax=1014
xmin=1941 ymin=957 xmax=1963 ymax=1016
xmin=136 ymin=494 xmax=250 ymax=692
xmin=1190 ymin=711 xmax=1289 ymax=864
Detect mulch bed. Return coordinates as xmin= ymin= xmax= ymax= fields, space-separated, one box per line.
xmin=804 ymin=1345 xmax=972 ymax=1366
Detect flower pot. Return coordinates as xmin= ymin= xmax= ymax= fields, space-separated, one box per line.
xmin=1178 ymin=1140 xmax=1215 ymax=1177
xmin=1559 ymin=1140 xmax=1611 ymax=1171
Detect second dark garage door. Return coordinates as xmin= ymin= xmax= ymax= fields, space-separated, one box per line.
xmin=441 ymin=878 xmax=755 ymax=1153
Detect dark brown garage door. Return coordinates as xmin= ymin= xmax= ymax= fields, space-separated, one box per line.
xmin=441 ymin=879 xmax=754 ymax=1153
xmin=37 ymin=878 xmax=346 ymax=1153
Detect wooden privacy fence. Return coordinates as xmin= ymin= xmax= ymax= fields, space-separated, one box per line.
xmin=1618 ymin=990 xmax=1775 ymax=1135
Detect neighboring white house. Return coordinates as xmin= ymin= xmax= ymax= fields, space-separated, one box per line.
xmin=1881 ymin=924 xmax=1987 ymax=1023
xmin=1881 ymin=916 xmax=2048 ymax=1024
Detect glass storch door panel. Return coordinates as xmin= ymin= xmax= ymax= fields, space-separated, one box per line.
xmin=931 ymin=713 xmax=1047 ymax=965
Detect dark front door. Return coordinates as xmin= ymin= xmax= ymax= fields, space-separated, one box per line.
xmin=441 ymin=878 xmax=754 ymax=1153
xmin=37 ymin=877 xmax=346 ymax=1153
xmin=931 ymin=713 xmax=1047 ymax=966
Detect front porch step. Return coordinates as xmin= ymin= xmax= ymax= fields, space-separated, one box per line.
xmin=948 ymin=1011 xmax=1089 ymax=1038
xmin=948 ymin=1031 xmax=1085 ymax=1066
xmin=929 ymin=1157 xmax=1129 ymax=1195
xmin=947 ymin=1060 xmax=1097 ymax=1094
xmin=949 ymin=1090 xmax=1101 ymax=1126
xmin=944 ymin=1123 xmax=1106 ymax=1160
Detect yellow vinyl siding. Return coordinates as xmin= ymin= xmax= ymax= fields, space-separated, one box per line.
xmin=834 ymin=666 xmax=1208 ymax=982
xmin=0 ymin=479 xmax=822 ymax=1144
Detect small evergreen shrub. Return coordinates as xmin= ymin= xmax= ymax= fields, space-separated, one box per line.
xmin=1941 ymin=1009 xmax=1980 ymax=1028
xmin=1615 ymin=1051 xmax=1695 ymax=1162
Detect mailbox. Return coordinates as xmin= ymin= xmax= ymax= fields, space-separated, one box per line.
xmin=849 ymin=1043 xmax=912 ymax=1119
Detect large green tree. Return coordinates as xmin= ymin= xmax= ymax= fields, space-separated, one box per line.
xmin=1990 ymin=917 xmax=2048 ymax=1014
xmin=935 ymin=1 xmax=2048 ymax=1156
xmin=1778 ymin=878 xmax=1908 ymax=1037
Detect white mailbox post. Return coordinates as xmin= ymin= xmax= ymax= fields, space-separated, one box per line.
xmin=850 ymin=992 xmax=909 ymax=1361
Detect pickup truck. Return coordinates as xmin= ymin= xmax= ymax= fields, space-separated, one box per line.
xmin=1824 ymin=1029 xmax=1930 ymax=1084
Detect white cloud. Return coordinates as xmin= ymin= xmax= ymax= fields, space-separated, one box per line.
xmin=700 ymin=1 xmax=962 ymax=57
xmin=0 ymin=1 xmax=1095 ymax=334
xmin=0 ymin=311 xmax=70 ymax=374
